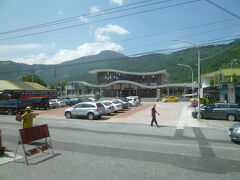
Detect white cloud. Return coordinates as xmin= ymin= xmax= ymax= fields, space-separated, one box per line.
xmin=95 ymin=24 xmax=129 ymax=41
xmin=90 ymin=6 xmax=100 ymax=14
xmin=58 ymin=10 xmax=63 ymax=15
xmin=170 ymin=43 xmax=189 ymax=49
xmin=79 ymin=16 xmax=89 ymax=23
xmin=0 ymin=43 xmax=44 ymax=51
xmin=111 ymin=0 xmax=123 ymax=6
xmin=9 ymin=42 xmax=123 ymax=65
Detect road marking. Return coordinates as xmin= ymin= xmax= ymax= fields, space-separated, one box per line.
xmin=0 ymin=151 xmax=22 ymax=165
xmin=177 ymin=106 xmax=199 ymax=129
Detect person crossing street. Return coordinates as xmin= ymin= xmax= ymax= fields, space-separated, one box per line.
xmin=151 ymin=104 xmax=160 ymax=127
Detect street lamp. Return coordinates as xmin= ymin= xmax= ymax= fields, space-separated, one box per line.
xmin=177 ymin=63 xmax=194 ymax=95
xmin=172 ymin=39 xmax=201 ymax=120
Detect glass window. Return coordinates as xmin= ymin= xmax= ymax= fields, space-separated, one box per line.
xmin=82 ymin=104 xmax=95 ymax=108
xmin=25 ymin=91 xmax=32 ymax=95
xmin=74 ymin=104 xmax=84 ymax=108
xmin=229 ymin=104 xmax=240 ymax=108
xmin=96 ymin=103 xmax=103 ymax=107
xmin=103 ymin=102 xmax=112 ymax=106
xmin=216 ymin=104 xmax=228 ymax=108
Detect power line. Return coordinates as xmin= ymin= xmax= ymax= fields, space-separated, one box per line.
xmin=0 ymin=0 xmax=200 ymax=41
xmin=0 ymin=36 xmax=238 ymax=75
xmin=0 ymin=0 xmax=176 ymax=35
xmin=205 ymin=0 xmax=240 ymax=19
xmin=1 ymin=18 xmax=237 ymax=63
xmin=123 ymin=22 xmax=240 ymax=52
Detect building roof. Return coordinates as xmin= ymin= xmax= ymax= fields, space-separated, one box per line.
xmin=202 ymin=68 xmax=240 ymax=78
xmin=0 ymin=80 xmax=48 ymax=91
xmin=89 ymin=69 xmax=169 ymax=77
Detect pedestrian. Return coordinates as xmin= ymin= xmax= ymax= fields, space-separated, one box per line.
xmin=151 ymin=104 xmax=160 ymax=127
xmin=21 ymin=106 xmax=39 ymax=129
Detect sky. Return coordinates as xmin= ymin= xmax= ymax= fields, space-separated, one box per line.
xmin=0 ymin=0 xmax=239 ymax=65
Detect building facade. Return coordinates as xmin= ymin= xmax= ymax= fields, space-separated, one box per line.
xmin=90 ymin=69 xmax=168 ymax=97
xmin=65 ymin=69 xmax=197 ymax=98
xmin=202 ymin=68 xmax=240 ymax=103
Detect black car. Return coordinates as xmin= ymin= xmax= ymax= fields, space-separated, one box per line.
xmin=229 ymin=123 xmax=240 ymax=142
xmin=27 ymin=97 xmax=50 ymax=110
xmin=68 ymin=97 xmax=91 ymax=106
xmin=62 ymin=97 xmax=71 ymax=106
xmin=192 ymin=103 xmax=240 ymax=121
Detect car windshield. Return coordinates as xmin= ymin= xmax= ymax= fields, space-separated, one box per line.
xmin=103 ymin=102 xmax=112 ymax=106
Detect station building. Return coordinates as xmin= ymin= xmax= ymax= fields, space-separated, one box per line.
xmin=65 ymin=69 xmax=197 ymax=99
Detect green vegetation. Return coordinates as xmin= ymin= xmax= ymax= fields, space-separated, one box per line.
xmin=18 ymin=74 xmax=47 ymax=87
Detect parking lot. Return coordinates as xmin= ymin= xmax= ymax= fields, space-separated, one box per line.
xmin=31 ymin=101 xmax=239 ymax=129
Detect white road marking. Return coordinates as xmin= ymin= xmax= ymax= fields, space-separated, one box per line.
xmin=177 ymin=106 xmax=200 ymax=129
xmin=0 ymin=151 xmax=22 ymax=165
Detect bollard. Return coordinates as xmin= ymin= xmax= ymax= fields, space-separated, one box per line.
xmin=0 ymin=129 xmax=5 ymax=156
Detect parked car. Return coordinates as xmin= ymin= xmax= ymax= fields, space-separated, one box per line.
xmin=192 ymin=103 xmax=240 ymax=121
xmin=126 ymin=97 xmax=137 ymax=107
xmin=99 ymin=101 xmax=115 ymax=114
xmin=113 ymin=99 xmax=130 ymax=109
xmin=49 ymin=99 xmax=59 ymax=108
xmin=162 ymin=96 xmax=179 ymax=102
xmin=111 ymin=100 xmax=123 ymax=112
xmin=28 ymin=97 xmax=50 ymax=110
xmin=65 ymin=102 xmax=105 ymax=120
xmin=88 ymin=98 xmax=96 ymax=102
xmin=50 ymin=99 xmax=66 ymax=107
xmin=127 ymin=96 xmax=141 ymax=104
xmin=68 ymin=97 xmax=90 ymax=106
xmin=229 ymin=123 xmax=240 ymax=143
xmin=62 ymin=97 xmax=71 ymax=106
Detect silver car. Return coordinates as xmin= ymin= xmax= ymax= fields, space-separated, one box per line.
xmin=100 ymin=101 xmax=115 ymax=115
xmin=229 ymin=123 xmax=240 ymax=143
xmin=65 ymin=102 xmax=105 ymax=120
xmin=192 ymin=103 xmax=240 ymax=121
xmin=111 ymin=100 xmax=123 ymax=112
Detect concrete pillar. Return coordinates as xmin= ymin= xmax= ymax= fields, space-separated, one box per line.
xmin=157 ymin=89 xmax=161 ymax=101
xmin=167 ymin=87 xmax=170 ymax=96
xmin=228 ymin=83 xmax=236 ymax=103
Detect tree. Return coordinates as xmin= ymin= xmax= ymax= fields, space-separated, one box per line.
xmin=18 ymin=74 xmax=47 ymax=87
xmin=56 ymin=81 xmax=68 ymax=96
xmin=231 ymin=73 xmax=238 ymax=82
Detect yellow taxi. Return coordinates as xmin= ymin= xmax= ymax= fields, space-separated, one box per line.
xmin=190 ymin=97 xmax=198 ymax=101
xmin=162 ymin=96 xmax=179 ymax=102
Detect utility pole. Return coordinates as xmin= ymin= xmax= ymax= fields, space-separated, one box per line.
xmin=31 ymin=71 xmax=34 ymax=83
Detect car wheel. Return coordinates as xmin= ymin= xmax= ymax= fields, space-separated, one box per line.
xmin=65 ymin=112 xmax=72 ymax=119
xmin=227 ymin=114 xmax=236 ymax=121
xmin=87 ymin=113 xmax=95 ymax=120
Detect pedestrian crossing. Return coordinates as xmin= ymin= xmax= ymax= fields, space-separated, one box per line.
xmin=177 ymin=106 xmax=200 ymax=129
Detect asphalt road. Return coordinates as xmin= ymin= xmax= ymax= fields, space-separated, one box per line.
xmin=0 ymin=102 xmax=240 ymax=180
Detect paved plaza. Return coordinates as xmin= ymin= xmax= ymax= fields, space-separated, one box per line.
xmin=0 ymin=102 xmax=240 ymax=180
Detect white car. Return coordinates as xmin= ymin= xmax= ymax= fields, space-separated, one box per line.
xmin=99 ymin=101 xmax=115 ymax=114
xmin=50 ymin=99 xmax=66 ymax=107
xmin=127 ymin=96 xmax=141 ymax=104
xmin=65 ymin=102 xmax=105 ymax=120
xmin=111 ymin=100 xmax=123 ymax=112
xmin=126 ymin=97 xmax=137 ymax=107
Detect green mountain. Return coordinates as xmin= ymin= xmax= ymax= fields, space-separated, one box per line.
xmin=0 ymin=40 xmax=240 ymax=85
